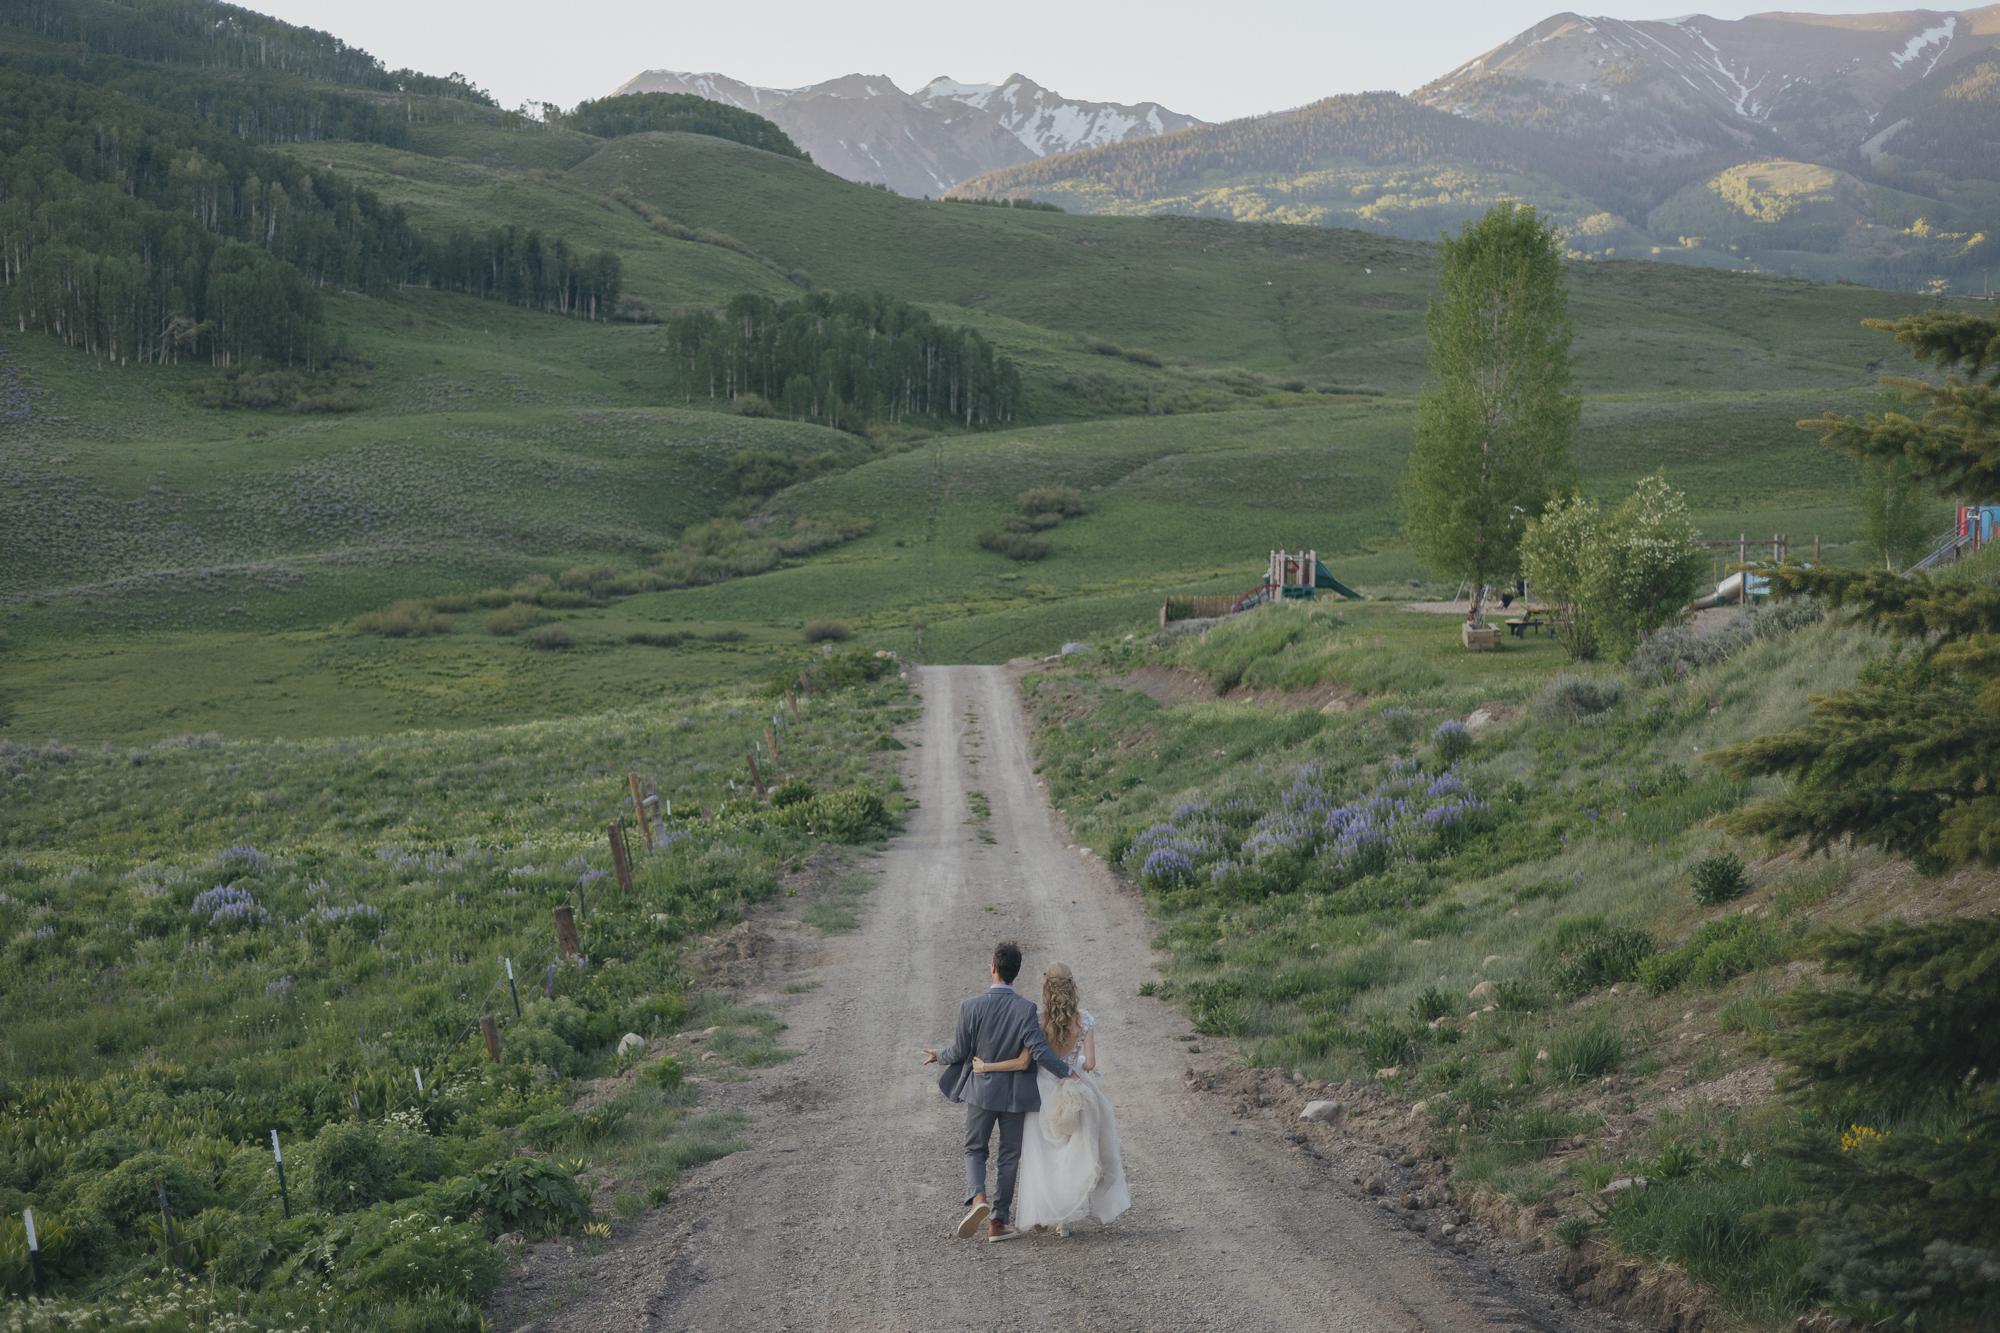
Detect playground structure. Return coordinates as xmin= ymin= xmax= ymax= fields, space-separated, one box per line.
xmin=1911 ymin=504 xmax=1997 ymax=572
xmin=1160 ymin=548 xmax=1363 ymax=627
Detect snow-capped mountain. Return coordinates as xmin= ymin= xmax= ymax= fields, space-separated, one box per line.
xmin=1415 ymin=6 xmax=2000 ymax=162
xmin=915 ymin=75 xmax=1201 ymax=160
xmin=607 ymin=69 xmax=1200 ymax=195
xmin=952 ymin=6 xmax=2000 ymax=290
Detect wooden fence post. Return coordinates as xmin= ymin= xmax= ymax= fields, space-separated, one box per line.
xmin=747 ymin=752 xmax=766 ymax=797
xmin=785 ymin=688 xmax=800 ymax=723
xmin=480 ymin=1016 xmax=501 ymax=1062
xmin=554 ymin=905 xmax=581 ymax=961
xmin=608 ymin=823 xmax=634 ymax=895
xmin=765 ymin=725 xmax=781 ymax=766
xmin=628 ymin=773 xmax=653 ymax=850
xmin=155 ymin=1179 xmax=182 ymax=1270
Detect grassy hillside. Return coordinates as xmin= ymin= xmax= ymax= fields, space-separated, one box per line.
xmin=1019 ymin=591 xmax=1992 ymax=1327
xmin=0 ymin=662 xmax=910 ymax=1328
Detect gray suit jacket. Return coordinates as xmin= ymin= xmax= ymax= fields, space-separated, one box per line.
xmin=935 ymin=986 xmax=1071 ymax=1113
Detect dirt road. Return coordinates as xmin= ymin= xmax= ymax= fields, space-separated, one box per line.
xmin=509 ymin=665 xmax=1618 ymax=1332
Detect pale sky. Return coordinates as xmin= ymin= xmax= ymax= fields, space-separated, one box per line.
xmin=252 ymin=0 xmax=1916 ymax=123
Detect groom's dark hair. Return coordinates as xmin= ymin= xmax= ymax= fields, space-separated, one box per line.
xmin=992 ymin=941 xmax=1023 ymax=984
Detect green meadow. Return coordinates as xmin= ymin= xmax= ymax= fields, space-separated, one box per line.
xmin=0 ymin=15 xmax=1981 ymax=1326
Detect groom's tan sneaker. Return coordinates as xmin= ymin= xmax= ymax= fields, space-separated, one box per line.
xmin=986 ymin=1220 xmax=1022 ymax=1243
xmin=956 ymin=1199 xmax=991 ymax=1239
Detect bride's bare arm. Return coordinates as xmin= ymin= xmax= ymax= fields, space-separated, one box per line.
xmin=971 ymin=1046 xmax=1032 ymax=1074
xmin=1081 ymin=1030 xmax=1096 ymax=1073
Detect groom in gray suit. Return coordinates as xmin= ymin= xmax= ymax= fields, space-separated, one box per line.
xmin=923 ymin=940 xmax=1071 ymax=1243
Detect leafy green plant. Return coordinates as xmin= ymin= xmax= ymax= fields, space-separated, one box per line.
xmin=1691 ymin=853 xmax=1748 ymax=906
xmin=1411 ymin=985 xmax=1457 ymax=1024
xmin=1543 ymin=915 xmax=1655 ymax=999
xmin=1554 ymin=1216 xmax=1593 ymax=1248
xmin=1637 ymin=916 xmax=1782 ymax=994
xmin=438 ymin=1156 xmax=591 ymax=1239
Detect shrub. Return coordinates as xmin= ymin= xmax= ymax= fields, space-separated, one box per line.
xmin=1411 ymin=985 xmax=1457 ymax=1024
xmin=730 ymin=392 xmax=776 ymax=418
xmin=76 ymin=1152 xmax=214 ymax=1236
xmin=508 ymin=997 xmax=601 ymax=1076
xmin=1523 ymin=475 xmax=1707 ymax=661
xmin=1431 ymin=719 xmax=1473 ymax=763
xmin=803 ymin=620 xmax=850 ymax=644
xmin=1629 ymin=599 xmax=1824 ymax=685
xmin=486 ymin=602 xmax=549 ymax=636
xmin=437 ymin=1156 xmax=591 ymax=1239
xmin=357 ymin=600 xmax=449 ymax=638
xmin=1018 ymin=485 xmax=1090 ymax=520
xmin=977 ymin=530 xmax=1051 ymax=562
xmin=300 ymin=1121 xmax=446 ymax=1213
xmin=768 ymin=787 xmax=889 ymax=841
xmin=769 ymin=778 xmax=815 ymax=808
xmin=627 ymin=630 xmax=688 ymax=648
xmin=336 ymin=1204 xmax=506 ymax=1303
xmin=526 ymin=626 xmax=574 ymax=651
xmin=1535 ymin=674 xmax=1623 ymax=721
xmin=1691 ymin=852 xmax=1748 ymax=905
xmin=1379 ymin=706 xmax=1424 ymax=744
xmin=1543 ymin=915 xmax=1655 ymax=999
xmin=1548 ymin=1019 xmax=1623 ymax=1082
xmin=1637 ymin=915 xmax=1783 ymax=993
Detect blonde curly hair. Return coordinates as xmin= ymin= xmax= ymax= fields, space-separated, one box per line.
xmin=1041 ymin=963 xmax=1082 ymax=1056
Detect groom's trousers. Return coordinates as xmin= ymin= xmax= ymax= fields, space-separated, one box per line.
xmin=963 ymin=1105 xmax=1027 ymax=1222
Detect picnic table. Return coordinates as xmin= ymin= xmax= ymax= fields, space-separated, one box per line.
xmin=1504 ymin=605 xmax=1556 ymax=639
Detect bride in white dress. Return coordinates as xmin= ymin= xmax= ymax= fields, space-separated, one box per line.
xmin=972 ymin=963 xmax=1131 ymax=1233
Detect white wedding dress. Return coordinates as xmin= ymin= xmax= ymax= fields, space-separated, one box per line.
xmin=1013 ymin=1011 xmax=1131 ymax=1230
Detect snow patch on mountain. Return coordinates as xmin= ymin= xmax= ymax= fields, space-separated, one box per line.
xmin=1889 ymin=17 xmax=1956 ymax=71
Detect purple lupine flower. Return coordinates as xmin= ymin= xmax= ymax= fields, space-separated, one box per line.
xmin=192 ymin=884 xmax=267 ymax=928
xmin=216 ymin=845 xmax=271 ymax=874
xmin=266 ymin=975 xmax=295 ymax=998
xmin=313 ymin=903 xmax=382 ymax=926
xmin=1140 ymin=846 xmax=1197 ymax=888
xmin=576 ymin=868 xmax=608 ymax=891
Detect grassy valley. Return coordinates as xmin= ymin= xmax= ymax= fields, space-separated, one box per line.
xmin=2 ymin=1 xmax=1994 ymax=1328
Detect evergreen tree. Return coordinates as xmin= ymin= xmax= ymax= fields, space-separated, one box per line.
xmin=1763 ymin=919 xmax=2000 ymax=1326
xmin=1402 ymin=201 xmax=1579 ymax=619
xmin=1717 ymin=311 xmax=2000 ymax=870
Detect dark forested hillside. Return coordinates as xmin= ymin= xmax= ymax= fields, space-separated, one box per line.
xmin=11 ymin=0 xmax=495 ymax=103
xmin=664 ymin=291 xmax=1021 ymax=430
xmin=568 ymin=92 xmax=808 ymax=161
xmin=0 ymin=13 xmax=622 ymax=367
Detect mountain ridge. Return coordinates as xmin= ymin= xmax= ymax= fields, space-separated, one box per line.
xmin=949 ymin=4 xmax=2000 ymax=289
xmin=609 ymin=67 xmax=1201 ymax=195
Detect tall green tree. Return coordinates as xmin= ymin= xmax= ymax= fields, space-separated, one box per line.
xmin=1402 ymin=201 xmax=1579 ymax=620
xmin=1858 ymin=453 xmax=1939 ymax=569
xmin=1717 ymin=310 xmax=2000 ymax=870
